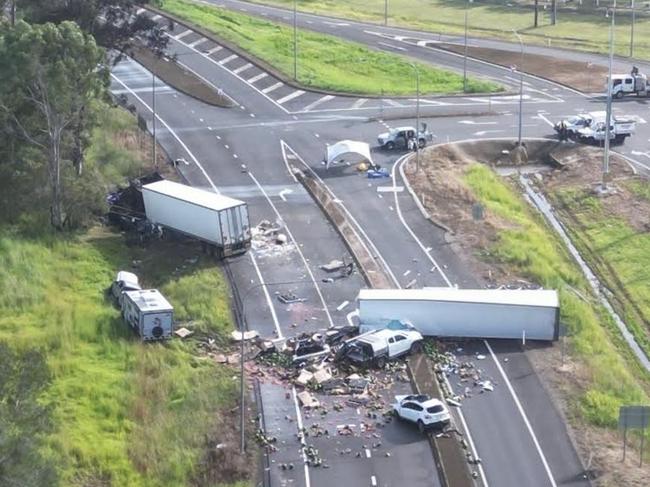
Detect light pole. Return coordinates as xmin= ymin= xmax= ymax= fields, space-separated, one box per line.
xmin=152 ymin=63 xmax=157 ymax=168
xmin=463 ymin=1 xmax=469 ymax=92
xmin=384 ymin=0 xmax=388 ymax=26
xmin=293 ymin=0 xmax=298 ymax=80
xmin=603 ymin=3 xmax=616 ymax=190
xmin=513 ymin=30 xmax=524 ymax=146
xmin=408 ymin=63 xmax=421 ymax=172
xmin=630 ymin=0 xmax=635 ymax=57
xmin=237 ymin=278 xmax=309 ymax=454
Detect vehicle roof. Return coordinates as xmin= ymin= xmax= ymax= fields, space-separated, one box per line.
xmin=400 ymin=394 xmax=444 ymax=407
xmin=612 ymin=74 xmax=632 ymax=79
xmin=116 ymin=271 xmax=139 ymax=287
xmin=361 ymin=328 xmax=408 ymax=342
xmin=358 ymin=287 xmax=559 ymax=308
xmin=143 ymin=180 xmax=245 ymax=212
xmin=124 ymin=289 xmax=173 ymax=312
xmin=391 ymin=126 xmax=416 ymax=132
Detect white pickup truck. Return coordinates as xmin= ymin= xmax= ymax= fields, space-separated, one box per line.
xmin=339 ymin=328 xmax=424 ymax=368
xmin=555 ymin=111 xmax=635 ymax=144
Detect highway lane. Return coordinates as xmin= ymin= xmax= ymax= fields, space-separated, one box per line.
xmin=111 ymin=58 xmax=442 ymax=487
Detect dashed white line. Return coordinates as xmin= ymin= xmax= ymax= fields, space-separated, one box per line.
xmin=302 ymin=94 xmax=335 ymax=111
xmin=233 ymin=62 xmax=254 ymax=74
xmin=188 ymin=37 xmax=208 ymax=48
xmin=173 ymin=29 xmax=193 ymax=40
xmin=262 ymin=81 xmax=284 ymax=94
xmin=218 ymin=53 xmax=239 ymax=65
xmin=205 ymin=45 xmax=223 ymax=55
xmin=351 ymin=98 xmax=368 ymax=109
xmin=378 ymin=41 xmax=407 ymax=51
xmin=384 ymin=99 xmax=403 ymax=107
xmin=247 ymin=72 xmax=268 ymax=83
xmin=277 ymin=90 xmax=306 ymax=105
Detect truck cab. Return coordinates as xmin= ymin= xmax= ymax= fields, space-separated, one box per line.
xmin=610 ymin=69 xmax=649 ymax=98
xmin=340 ymin=328 xmax=423 ymax=368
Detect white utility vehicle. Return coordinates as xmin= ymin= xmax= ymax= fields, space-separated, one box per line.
xmin=393 ymin=394 xmax=451 ymax=432
xmin=377 ymin=124 xmax=434 ymax=150
xmin=340 ymin=327 xmax=423 ymax=368
xmin=111 ymin=271 xmax=141 ymax=307
xmin=555 ymin=111 xmax=635 ymax=145
xmin=610 ymin=67 xmax=649 ymax=98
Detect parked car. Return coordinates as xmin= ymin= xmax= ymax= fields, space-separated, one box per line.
xmin=111 ymin=271 xmax=141 ymax=306
xmin=393 ymin=394 xmax=450 ymax=432
xmin=339 ymin=328 xmax=423 ymax=368
xmin=377 ymin=124 xmax=434 ymax=150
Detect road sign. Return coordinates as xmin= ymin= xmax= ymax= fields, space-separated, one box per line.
xmin=618 ymin=405 xmax=650 ymax=465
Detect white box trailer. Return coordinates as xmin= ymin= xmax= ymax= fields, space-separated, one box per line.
xmin=122 ymin=289 xmax=174 ymax=341
xmin=142 ymin=180 xmax=250 ymax=257
xmin=358 ymin=288 xmax=560 ymax=341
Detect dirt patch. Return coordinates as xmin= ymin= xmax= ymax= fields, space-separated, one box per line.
xmin=437 ymin=43 xmax=608 ymax=93
xmin=129 ymin=44 xmax=236 ymax=108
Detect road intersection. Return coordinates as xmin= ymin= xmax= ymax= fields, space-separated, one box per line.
xmin=108 ymin=4 xmax=650 ymax=485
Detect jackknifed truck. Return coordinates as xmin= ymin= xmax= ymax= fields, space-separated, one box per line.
xmin=142 ymin=180 xmax=251 ymax=258
xmin=358 ymin=288 xmax=560 ymax=341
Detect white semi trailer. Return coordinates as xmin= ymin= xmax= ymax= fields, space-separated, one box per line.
xmin=142 ymin=180 xmax=251 ymax=258
xmin=358 ymin=288 xmax=560 ymax=341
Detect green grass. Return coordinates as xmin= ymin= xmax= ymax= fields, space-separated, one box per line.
xmin=551 ymin=187 xmax=650 ymax=358
xmin=248 ymin=0 xmax=650 ymax=60
xmin=160 ymin=0 xmax=501 ymax=95
xmin=0 ymin=230 xmax=240 ymax=487
xmin=463 ymin=164 xmax=649 ymax=428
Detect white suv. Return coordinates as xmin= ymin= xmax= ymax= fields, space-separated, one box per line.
xmin=393 ymin=394 xmax=450 ymax=432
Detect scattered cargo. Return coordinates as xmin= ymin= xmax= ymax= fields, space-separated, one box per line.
xmin=358 ymin=288 xmax=560 ymax=341
xmin=142 ymin=180 xmax=251 ymax=258
xmin=122 ymin=289 xmax=174 ymax=341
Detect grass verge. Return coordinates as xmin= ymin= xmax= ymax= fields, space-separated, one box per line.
xmin=0 ymin=105 xmax=250 ymax=486
xmin=248 ymin=0 xmax=650 ymax=60
xmin=159 ymin=0 xmax=501 ymax=95
xmin=463 ymin=165 xmax=649 ymax=429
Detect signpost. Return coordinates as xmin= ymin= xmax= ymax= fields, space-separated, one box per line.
xmin=619 ymin=405 xmax=650 ymax=466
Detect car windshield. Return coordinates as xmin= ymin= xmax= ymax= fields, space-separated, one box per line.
xmin=567 ymin=116 xmax=582 ymax=124
xmin=426 ymin=405 xmax=444 ymax=413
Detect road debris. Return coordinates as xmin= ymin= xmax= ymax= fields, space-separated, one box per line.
xmin=174 ymin=327 xmax=193 ymax=338
xmin=277 ymin=292 xmax=306 ymax=304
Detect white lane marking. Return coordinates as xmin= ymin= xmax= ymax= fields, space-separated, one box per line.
xmin=484 ymin=341 xmax=557 ymax=487
xmin=365 ymin=448 xmax=372 ymax=458
xmin=351 ymin=98 xmax=368 ymax=109
xmin=537 ymin=113 xmax=555 ymax=127
xmin=262 ymin=81 xmax=284 ymax=94
xmin=173 ymin=29 xmax=193 ymax=40
xmin=346 ymin=308 xmax=359 ymax=326
xmin=292 ymin=386 xmax=312 ymax=487
xmin=248 ymin=171 xmax=334 ymax=327
xmin=392 ymin=156 xmax=453 ymax=287
xmin=205 ymin=45 xmax=223 ymax=55
xmin=233 ymin=62 xmax=253 ymax=74
xmin=110 ymin=72 xmax=218 ymax=194
xmin=323 ymin=20 xmax=350 ymax=26
xmin=302 ymin=94 xmax=335 ymax=111
xmin=249 ymin=253 xmax=283 ymax=339
xmin=384 ymin=99 xmax=403 ymax=107
xmin=278 ymin=188 xmax=293 ymax=201
xmin=188 ymin=37 xmax=208 ymax=48
xmin=458 ymin=120 xmax=498 ymax=125
xmin=247 ymin=72 xmax=268 ymax=83
xmin=277 ymin=90 xmax=306 ymax=105
xmin=377 ymin=186 xmax=404 ymax=193
xmin=378 ymin=41 xmax=407 ymax=51
xmin=410 ymin=98 xmax=448 ymax=106
xmin=280 ymin=140 xmax=400 ymax=287
xmin=371 ymin=475 xmax=377 ymax=487
xmin=337 ymin=300 xmax=350 ymax=311
xmin=218 ymin=53 xmax=239 ymax=65
xmin=505 ymin=74 xmax=531 ymax=86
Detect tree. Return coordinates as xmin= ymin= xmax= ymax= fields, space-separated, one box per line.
xmin=0 ymin=343 xmax=57 ymax=487
xmin=18 ymin=0 xmax=168 ymax=56
xmin=0 ymin=22 xmax=108 ymax=229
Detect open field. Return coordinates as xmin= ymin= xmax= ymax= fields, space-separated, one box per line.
xmin=160 ymin=0 xmax=501 ymax=95
xmin=404 ymin=143 xmax=650 ymax=484
xmin=0 ymin=106 xmax=250 ymax=486
xmin=249 ymin=0 xmax=650 ymax=59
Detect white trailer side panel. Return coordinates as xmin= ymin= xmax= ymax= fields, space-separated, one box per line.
xmin=143 ymin=188 xmax=223 ymax=244
xmin=358 ymin=289 xmax=559 ymax=341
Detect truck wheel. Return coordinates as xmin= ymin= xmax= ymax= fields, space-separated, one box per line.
xmin=417 ymin=420 xmax=426 ymax=434
xmin=375 ymin=356 xmax=387 ymax=369
xmin=385 ymin=141 xmax=395 ymax=150
xmin=616 ymin=91 xmax=624 ymax=99
xmin=410 ymin=341 xmax=423 ymax=354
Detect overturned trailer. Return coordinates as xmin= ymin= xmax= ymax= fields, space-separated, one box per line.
xmin=358 ymin=288 xmax=560 ymax=341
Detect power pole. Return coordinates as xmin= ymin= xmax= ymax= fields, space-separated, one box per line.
xmin=513 ymin=31 xmax=524 ymax=146
xmin=293 ymin=0 xmax=297 ymax=80
xmin=534 ymin=0 xmax=539 ymax=28
xmin=552 ymin=0 xmax=557 ymax=26
xmin=630 ymin=0 xmax=635 ymax=57
xmin=384 ymin=0 xmax=388 ymax=26
xmin=463 ymin=5 xmax=468 ymax=92
xmin=603 ymin=3 xmax=616 ymax=190
xmin=152 ymin=64 xmax=157 ymax=168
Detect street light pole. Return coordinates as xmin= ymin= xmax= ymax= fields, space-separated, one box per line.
xmin=293 ymin=0 xmax=298 ymax=80
xmin=513 ymin=30 xmax=524 ymax=146
xmin=603 ymin=3 xmax=616 ymax=189
xmin=463 ymin=5 xmax=468 ymax=92
xmin=384 ymin=0 xmax=388 ymax=26
xmin=152 ymin=64 xmax=157 ymax=168
xmin=408 ymin=63 xmax=421 ymax=172
xmin=630 ymin=0 xmax=635 ymax=58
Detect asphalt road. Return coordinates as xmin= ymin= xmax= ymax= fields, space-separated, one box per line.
xmin=107 ymin=4 xmax=650 ymax=485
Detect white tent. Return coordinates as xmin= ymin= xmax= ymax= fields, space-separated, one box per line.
xmin=326 ymin=140 xmax=374 ymax=170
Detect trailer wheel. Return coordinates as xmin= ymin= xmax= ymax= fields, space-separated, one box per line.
xmin=375 ymin=356 xmax=387 ymax=369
